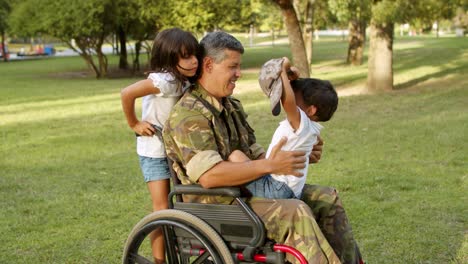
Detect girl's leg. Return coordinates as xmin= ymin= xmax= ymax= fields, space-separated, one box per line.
xmin=147 ymin=179 xmax=170 ymax=264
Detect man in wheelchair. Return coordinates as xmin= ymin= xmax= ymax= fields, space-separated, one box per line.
xmin=162 ymin=31 xmax=363 ymax=264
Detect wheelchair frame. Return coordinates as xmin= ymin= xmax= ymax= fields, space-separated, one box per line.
xmin=122 ymin=161 xmax=308 ymax=264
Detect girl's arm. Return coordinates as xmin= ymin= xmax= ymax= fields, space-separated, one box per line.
xmin=121 ymin=79 xmax=161 ymax=136
xmin=280 ymin=58 xmax=301 ymax=131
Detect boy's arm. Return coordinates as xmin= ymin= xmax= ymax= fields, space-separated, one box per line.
xmin=120 ymin=79 xmax=161 ymax=136
xmin=280 ymin=58 xmax=301 ymax=131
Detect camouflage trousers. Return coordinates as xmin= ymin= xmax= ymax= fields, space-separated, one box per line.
xmin=248 ymin=184 xmax=361 ymax=264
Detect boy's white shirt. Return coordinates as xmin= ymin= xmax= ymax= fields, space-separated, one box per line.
xmin=266 ymin=108 xmax=323 ymax=198
xmin=137 ymin=72 xmax=190 ymax=158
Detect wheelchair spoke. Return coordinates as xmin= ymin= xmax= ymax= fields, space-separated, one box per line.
xmin=191 ymin=251 xmax=211 ymax=264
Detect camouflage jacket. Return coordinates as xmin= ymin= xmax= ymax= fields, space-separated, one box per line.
xmin=163 ymin=83 xmax=265 ymax=203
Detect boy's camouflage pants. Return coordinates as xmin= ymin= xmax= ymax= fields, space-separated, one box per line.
xmin=248 ymin=184 xmax=361 ymax=264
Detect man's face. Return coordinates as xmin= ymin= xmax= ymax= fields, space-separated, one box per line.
xmin=209 ymin=49 xmax=242 ymax=98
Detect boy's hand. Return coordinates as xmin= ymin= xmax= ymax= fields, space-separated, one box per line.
xmin=282 ymin=57 xmax=292 ymax=70
xmin=132 ymin=121 xmax=155 ymax=136
xmin=282 ymin=57 xmax=299 ymax=80
xmin=287 ymin=66 xmax=300 ymax=80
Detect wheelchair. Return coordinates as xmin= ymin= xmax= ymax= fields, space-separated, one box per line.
xmin=122 ymin=161 xmax=308 ymax=264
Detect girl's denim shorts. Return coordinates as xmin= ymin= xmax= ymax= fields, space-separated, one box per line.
xmin=138 ymin=156 xmax=171 ymax=182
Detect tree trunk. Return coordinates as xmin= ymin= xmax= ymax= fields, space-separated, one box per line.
xmin=72 ymin=39 xmax=101 ymax=78
xmin=367 ymin=21 xmax=394 ymax=91
xmin=82 ymin=53 xmax=101 ymax=78
xmin=1 ymin=30 xmax=8 ymax=62
xmin=96 ymin=39 xmax=108 ymax=78
xmin=303 ymin=0 xmax=314 ymax=67
xmin=347 ymin=20 xmax=366 ymax=66
xmin=118 ymin=26 xmax=128 ymax=70
xmin=133 ymin=41 xmax=142 ymax=73
xmin=274 ymin=0 xmax=310 ymax=77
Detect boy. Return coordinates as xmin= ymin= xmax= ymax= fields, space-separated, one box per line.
xmin=229 ymin=57 xmax=338 ymax=199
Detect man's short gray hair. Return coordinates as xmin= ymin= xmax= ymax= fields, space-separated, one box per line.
xmin=200 ymin=31 xmax=244 ymax=63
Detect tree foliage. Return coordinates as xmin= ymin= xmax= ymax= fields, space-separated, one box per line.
xmin=4 ymin=0 xmax=466 ymax=81
xmin=45 ymin=0 xmax=116 ymax=78
xmin=453 ymin=5 xmax=468 ymax=32
xmin=0 ymin=0 xmax=10 ymax=34
xmin=166 ymin=0 xmax=240 ymax=32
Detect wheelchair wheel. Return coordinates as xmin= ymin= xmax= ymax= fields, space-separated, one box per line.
xmin=123 ymin=209 xmax=234 ymax=264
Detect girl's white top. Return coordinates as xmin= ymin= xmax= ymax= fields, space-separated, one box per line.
xmin=137 ymin=72 xmax=190 ymax=158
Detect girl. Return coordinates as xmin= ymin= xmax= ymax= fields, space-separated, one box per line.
xmin=121 ymin=28 xmax=200 ymax=264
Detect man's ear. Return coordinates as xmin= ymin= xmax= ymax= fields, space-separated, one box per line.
xmin=306 ymin=105 xmax=318 ymax=118
xmin=203 ymin=57 xmax=213 ymax=73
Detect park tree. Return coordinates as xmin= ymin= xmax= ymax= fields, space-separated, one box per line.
xmin=256 ymin=1 xmax=284 ymax=46
xmin=10 ymin=0 xmax=118 ymax=78
xmin=294 ymin=0 xmax=338 ymax=68
xmin=329 ymin=0 xmax=371 ymax=65
xmin=300 ymin=0 xmax=315 ymax=65
xmin=367 ymin=0 xmax=417 ymax=91
xmin=414 ymin=0 xmax=460 ymax=37
xmin=46 ymin=0 xmax=116 ymax=78
xmin=132 ymin=0 xmax=173 ymax=71
xmin=8 ymin=0 xmax=44 ymax=51
xmin=0 ymin=0 xmax=11 ymax=62
xmin=167 ymin=0 xmax=240 ymax=33
xmin=271 ymin=0 xmax=310 ymax=77
xmin=114 ymin=0 xmax=138 ymax=70
xmin=223 ymin=0 xmax=258 ymax=33
xmin=114 ymin=0 xmax=173 ymax=72
xmin=453 ymin=6 xmax=468 ymax=34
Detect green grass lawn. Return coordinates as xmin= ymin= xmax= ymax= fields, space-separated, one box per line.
xmin=1 ymin=36 xmax=467 ymax=263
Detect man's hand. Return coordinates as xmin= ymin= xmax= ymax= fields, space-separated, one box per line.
xmin=132 ymin=121 xmax=155 ymax=136
xmin=268 ymin=137 xmax=306 ymax=176
xmin=309 ymin=136 xmax=323 ymax=163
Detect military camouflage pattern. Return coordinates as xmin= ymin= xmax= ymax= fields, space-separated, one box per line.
xmin=248 ymin=197 xmax=340 ymax=263
xmin=163 ymin=84 xmax=261 ymax=204
xmin=301 ymin=185 xmax=363 ymax=264
xmin=163 ymin=84 xmax=361 ymax=263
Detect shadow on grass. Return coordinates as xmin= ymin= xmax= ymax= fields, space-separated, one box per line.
xmin=394 ymin=63 xmax=467 ymax=90
xmin=392 ymin=37 xmax=467 ymax=89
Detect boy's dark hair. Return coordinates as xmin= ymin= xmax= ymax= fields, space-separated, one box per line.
xmin=150 ymin=28 xmax=201 ymax=83
xmin=291 ymin=78 xmax=338 ymax=122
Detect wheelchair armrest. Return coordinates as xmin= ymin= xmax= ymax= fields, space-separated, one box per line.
xmin=169 ymin=184 xmax=266 ymax=249
xmin=172 ymin=184 xmax=241 ymax=197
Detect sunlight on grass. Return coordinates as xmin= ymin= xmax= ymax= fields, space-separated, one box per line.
xmin=393 ymin=40 xmax=426 ymax=50
xmin=1 ymin=93 xmax=121 ymax=125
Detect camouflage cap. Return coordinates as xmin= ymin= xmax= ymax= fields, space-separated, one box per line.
xmin=258 ymin=58 xmax=284 ymax=116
